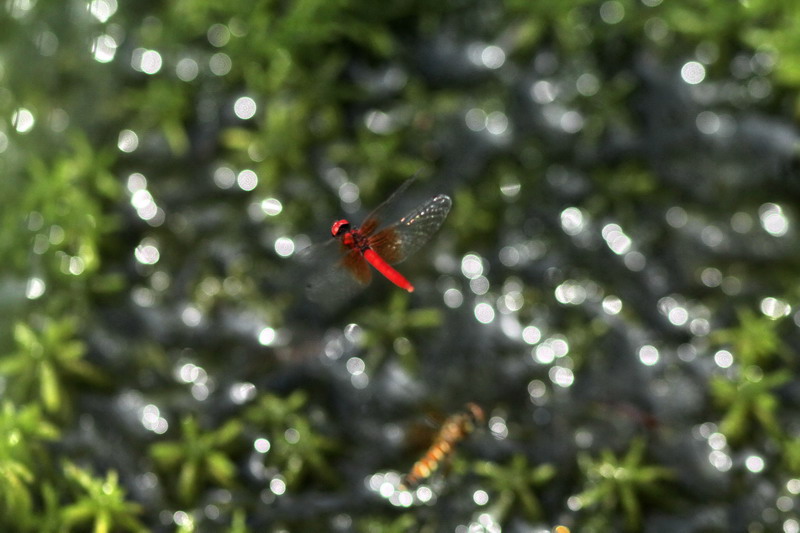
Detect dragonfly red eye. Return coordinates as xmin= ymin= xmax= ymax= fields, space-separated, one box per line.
xmin=331 ymin=219 xmax=350 ymax=237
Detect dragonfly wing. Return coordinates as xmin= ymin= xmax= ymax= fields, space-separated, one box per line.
xmin=341 ymin=248 xmax=372 ymax=285
xmin=298 ymin=241 xmax=371 ymax=304
xmin=360 ymin=175 xmax=418 ymax=228
xmin=371 ymin=194 xmax=452 ymax=264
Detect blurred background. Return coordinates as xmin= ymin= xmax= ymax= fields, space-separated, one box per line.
xmin=3 ymin=0 xmax=800 ymax=531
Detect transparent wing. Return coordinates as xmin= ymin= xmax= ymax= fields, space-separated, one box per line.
xmin=297 ymin=174 xmax=450 ymax=305
xmin=359 ymin=176 xmax=418 ymax=235
xmin=296 ymin=240 xmax=371 ymax=305
xmin=370 ymin=194 xmax=452 ymax=264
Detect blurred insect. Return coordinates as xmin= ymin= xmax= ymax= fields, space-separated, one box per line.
xmin=301 ymin=177 xmax=452 ymax=303
xmin=400 ymin=402 xmax=485 ymax=490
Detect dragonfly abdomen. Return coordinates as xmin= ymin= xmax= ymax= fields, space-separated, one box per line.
xmin=362 ymin=248 xmax=414 ymax=292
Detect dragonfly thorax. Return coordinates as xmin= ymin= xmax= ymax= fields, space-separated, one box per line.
xmin=331 ymin=219 xmax=372 ymax=251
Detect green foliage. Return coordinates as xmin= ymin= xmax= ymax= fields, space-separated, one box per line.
xmin=356 ymin=513 xmax=416 ymax=533
xmin=449 ymin=185 xmax=509 ymax=246
xmin=710 ymin=308 xmax=791 ymax=444
xmin=711 ymin=308 xmax=786 ymax=367
xmin=60 ymin=462 xmax=146 ymax=533
xmin=0 ymin=129 xmax=120 ymax=369
xmin=575 ymin=438 xmax=672 ymax=531
xmin=8 ymin=133 xmax=118 ymax=277
xmin=355 ymin=291 xmax=443 ymax=373
xmin=4 ymin=0 xmax=800 ymax=529
xmin=593 ymin=163 xmax=658 ymax=205
xmin=38 ymin=482 xmax=67 ymax=533
xmin=710 ymin=365 xmax=790 ymax=443
xmin=474 ymin=454 xmax=556 ymax=523
xmin=124 ymin=78 xmax=191 ymax=155
xmin=780 ymin=436 xmax=800 ymax=476
xmin=0 ymin=402 xmax=58 ymax=531
xmin=0 ymin=318 xmax=107 ymax=416
xmin=661 ymin=1 xmax=749 ymax=39
xmin=150 ymin=416 xmax=243 ymax=504
xmin=740 ymin=2 xmax=800 ymax=92
xmin=228 ymin=508 xmax=251 ymax=533
xmin=243 ymin=391 xmax=338 ymax=488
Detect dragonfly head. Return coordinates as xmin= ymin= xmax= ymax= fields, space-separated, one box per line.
xmin=465 ymin=403 xmax=485 ymax=425
xmin=331 ymin=219 xmax=351 ymax=238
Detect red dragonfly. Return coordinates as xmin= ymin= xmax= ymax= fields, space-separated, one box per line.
xmin=301 ymin=178 xmax=452 ymax=303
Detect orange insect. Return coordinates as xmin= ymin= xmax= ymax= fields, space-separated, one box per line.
xmin=401 ymin=402 xmax=485 ymax=490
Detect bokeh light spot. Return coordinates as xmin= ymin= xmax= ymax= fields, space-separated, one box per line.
xmin=681 ymin=61 xmax=706 ymax=84
xmin=135 ymin=242 xmax=160 ymax=265
xmin=139 ymin=49 xmax=163 ymax=74
xmin=469 ymin=276 xmax=490 ymax=295
xmin=26 ymin=277 xmax=45 ymax=299
xmin=210 ymin=52 xmax=232 ymax=76
xmin=576 ymin=73 xmax=600 ymax=96
xmin=759 ymin=203 xmax=789 ymax=237
xmin=118 ymin=129 xmax=139 ymax=153
xmin=531 ymin=80 xmax=557 ymax=104
xmin=602 ymin=223 xmax=632 ymax=254
xmin=599 ymin=1 xmax=625 ymax=24
xmin=261 ymin=198 xmax=283 ymax=216
xmin=473 ymin=489 xmax=489 ymax=505
xmin=213 ymin=166 xmax=236 ymax=189
xmin=534 ymin=343 xmax=555 ymax=364
xmin=549 ymin=366 xmax=574 ymax=388
xmin=639 ymin=345 xmax=659 ymax=366
xmin=274 ymin=237 xmax=295 ymax=257
xmin=709 ymin=450 xmax=732 ymax=472
xmin=254 ymin=438 xmax=270 ymax=453
xmin=270 ymin=477 xmax=286 ymax=495
xmin=602 ymin=295 xmax=622 ymax=315
xmin=12 ymin=107 xmax=35 ymax=133
xmin=474 ymin=302 xmax=495 ymax=324
xmin=443 ymin=287 xmax=463 ymax=308
xmin=88 ymin=0 xmax=118 ymax=23
xmin=234 ymin=96 xmax=257 ymax=120
xmin=560 ymin=207 xmax=586 ymax=235
xmin=745 ymin=454 xmax=765 ymax=473
xmin=667 ymin=306 xmax=689 ymax=326
xmin=522 ymin=325 xmax=542 ymax=345
xmin=486 ymin=111 xmax=509 ymax=135
xmin=481 ymin=45 xmax=506 ymax=69
xmin=92 ymin=34 xmax=118 ymax=63
xmin=696 ymin=111 xmax=721 ymax=134
xmin=176 ymin=57 xmax=200 ymax=81
xmin=666 ymin=206 xmax=688 ymax=228
xmin=560 ymin=110 xmax=584 ymax=133
xmin=465 ymin=108 xmax=487 ymax=132
xmin=258 ymin=327 xmax=276 ymax=346
xmin=207 ymin=23 xmax=231 ymax=47
xmin=714 ymin=350 xmax=733 ymax=369
xmin=761 ymin=297 xmax=791 ymax=319
xmin=237 ymin=169 xmax=258 ymax=191
xmin=461 ymin=253 xmax=484 ymax=279
xmin=346 ymin=357 xmax=365 ymax=376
